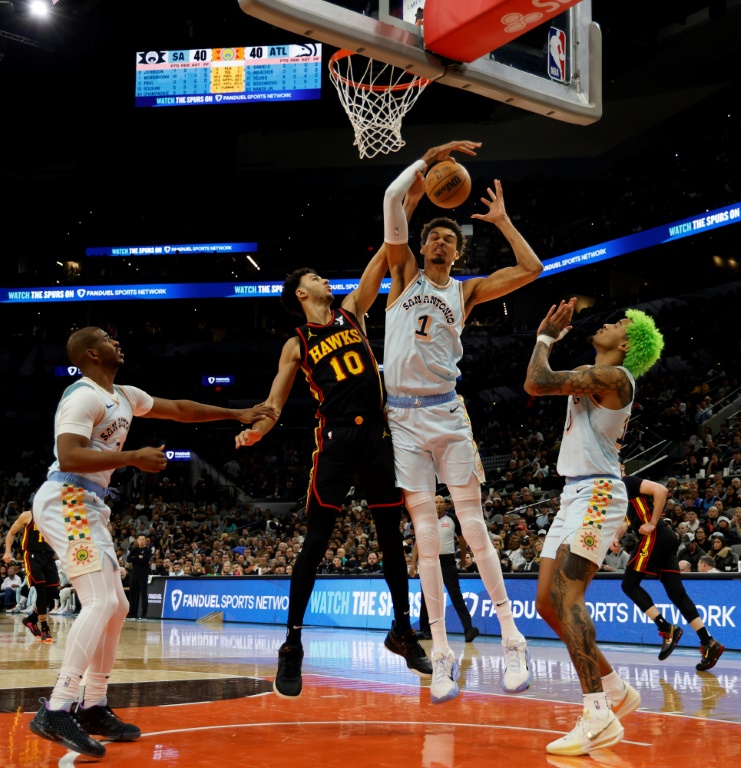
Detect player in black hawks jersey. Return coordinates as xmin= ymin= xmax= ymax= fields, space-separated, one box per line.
xmin=4 ymin=508 xmax=59 ymax=643
xmin=235 ymin=182 xmax=432 ymax=698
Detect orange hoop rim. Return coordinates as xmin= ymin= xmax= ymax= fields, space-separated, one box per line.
xmin=328 ymin=49 xmax=431 ymax=93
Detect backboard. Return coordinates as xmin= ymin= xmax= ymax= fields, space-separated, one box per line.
xmin=237 ymin=0 xmax=601 ymax=124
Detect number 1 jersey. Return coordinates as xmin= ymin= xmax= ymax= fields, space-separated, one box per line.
xmin=384 ymin=270 xmax=465 ymax=397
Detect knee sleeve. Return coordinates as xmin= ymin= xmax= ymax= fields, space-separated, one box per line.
xmin=404 ymin=491 xmax=439 ymax=564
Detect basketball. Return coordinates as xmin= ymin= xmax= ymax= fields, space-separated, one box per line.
xmin=425 ymin=161 xmax=472 ymax=209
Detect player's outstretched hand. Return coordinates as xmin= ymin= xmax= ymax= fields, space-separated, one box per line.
xmin=133 ymin=445 xmax=168 ymax=472
xmin=235 ymin=428 xmax=263 ymax=449
xmin=422 ymin=140 xmax=481 ymax=167
xmin=537 ymin=298 xmax=576 ymax=341
xmin=236 ymin=402 xmax=279 ymax=425
xmin=472 ymin=179 xmax=507 ymax=225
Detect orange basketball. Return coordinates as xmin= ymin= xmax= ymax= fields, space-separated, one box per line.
xmin=425 ymin=161 xmax=472 ymax=209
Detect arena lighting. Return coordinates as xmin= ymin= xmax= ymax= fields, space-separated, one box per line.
xmin=247 ymin=255 xmax=260 ymax=271
xmin=28 ymin=0 xmax=50 ymax=17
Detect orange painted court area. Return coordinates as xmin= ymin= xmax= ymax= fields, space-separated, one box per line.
xmin=1 ymin=619 xmax=740 ymax=768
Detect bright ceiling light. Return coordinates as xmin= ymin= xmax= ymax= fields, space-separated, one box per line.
xmin=29 ymin=0 xmax=49 ymax=17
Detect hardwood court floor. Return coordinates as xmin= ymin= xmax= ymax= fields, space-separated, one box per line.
xmin=1 ymin=612 xmax=740 ymax=767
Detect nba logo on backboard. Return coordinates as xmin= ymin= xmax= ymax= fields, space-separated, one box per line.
xmin=548 ymin=28 xmax=567 ymax=83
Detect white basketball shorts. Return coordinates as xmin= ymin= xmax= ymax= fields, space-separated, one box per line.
xmin=385 ymin=396 xmax=486 ymax=492
xmin=541 ymin=476 xmax=628 ymax=567
xmin=33 ymin=479 xmax=118 ymax=579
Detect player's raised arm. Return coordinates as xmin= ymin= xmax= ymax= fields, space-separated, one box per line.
xmin=343 ymin=174 xmax=427 ymax=325
xmin=462 ymin=179 xmax=543 ymax=316
xmin=384 ymin=141 xmax=480 ymax=305
xmin=235 ymin=337 xmax=301 ymax=448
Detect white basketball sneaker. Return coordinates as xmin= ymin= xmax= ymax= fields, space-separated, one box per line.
xmin=546 ymin=710 xmax=624 ymax=756
xmin=430 ymin=650 xmax=460 ymax=704
xmin=501 ymin=637 xmax=532 ymax=693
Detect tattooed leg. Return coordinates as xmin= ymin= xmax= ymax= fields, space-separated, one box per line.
xmin=541 ymin=545 xmax=604 ymax=693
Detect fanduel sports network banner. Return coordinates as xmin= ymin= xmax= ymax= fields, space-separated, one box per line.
xmin=85 ymin=242 xmax=258 ymax=257
xmin=539 ymin=201 xmax=741 ymax=277
xmin=150 ymin=575 xmax=741 ymax=650
xmin=4 ymin=202 xmax=739 ymax=304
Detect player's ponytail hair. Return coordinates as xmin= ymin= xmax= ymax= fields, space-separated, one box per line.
xmin=623 ymin=309 xmax=664 ymax=378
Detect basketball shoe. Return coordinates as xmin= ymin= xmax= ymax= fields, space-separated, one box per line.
xmin=696 ymin=638 xmax=725 ymax=671
xmin=658 ymin=624 xmax=683 ymax=660
xmin=74 ymin=701 xmax=141 ymax=741
xmin=383 ymin=623 xmax=432 ymax=676
xmin=29 ymin=699 xmax=106 ymax=758
xmin=22 ymin=616 xmax=41 ymax=640
xmin=607 ymin=680 xmax=641 ymax=719
xmin=501 ymin=637 xmax=532 ymax=693
xmin=274 ymin=642 xmax=304 ymax=698
xmin=39 ymin=623 xmax=53 ymax=644
xmin=430 ymin=650 xmax=460 ymax=704
xmin=546 ymin=710 xmax=624 ymax=756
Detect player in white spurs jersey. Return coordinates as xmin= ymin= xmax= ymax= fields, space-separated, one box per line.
xmin=28 ymin=327 xmax=276 ymax=758
xmin=383 ymin=140 xmax=543 ymax=703
xmin=524 ymin=299 xmax=664 ymax=755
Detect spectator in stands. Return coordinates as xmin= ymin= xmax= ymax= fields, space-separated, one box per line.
xmin=518 ymin=547 xmax=539 ymax=573
xmin=678 ymin=560 xmax=691 ymax=573
xmin=729 ymin=507 xmax=741 ymax=540
xmin=694 ymin=526 xmax=711 ymax=552
xmin=726 ymin=449 xmax=741 ymax=476
xmin=601 ymin=540 xmax=629 ymax=572
xmin=459 ymin=553 xmax=479 ymax=574
xmin=704 ymin=505 xmax=721 ymax=533
xmin=716 ymin=516 xmax=737 ymax=545
xmin=697 ymin=555 xmax=719 ymax=574
xmin=535 ymin=503 xmax=551 ymax=531
xmin=1 ymin=564 xmax=22 ymax=611
xmin=363 ymin=551 xmax=383 ymax=574
xmin=709 ymin=533 xmax=736 ymax=572
xmin=677 ymin=533 xmax=703 ymax=571
xmin=504 ymin=535 xmax=526 ymax=571
xmin=685 ymin=509 xmax=700 ymax=533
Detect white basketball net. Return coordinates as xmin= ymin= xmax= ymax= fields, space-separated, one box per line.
xmin=329 ymin=51 xmax=431 ymax=160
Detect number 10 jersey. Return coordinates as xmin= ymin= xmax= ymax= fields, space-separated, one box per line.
xmin=295 ymin=307 xmax=385 ymax=423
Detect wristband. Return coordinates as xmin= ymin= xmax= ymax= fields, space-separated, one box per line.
xmin=536 ymin=334 xmax=556 ymax=348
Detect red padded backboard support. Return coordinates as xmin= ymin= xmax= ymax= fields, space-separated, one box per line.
xmin=423 ymin=0 xmax=584 ymax=63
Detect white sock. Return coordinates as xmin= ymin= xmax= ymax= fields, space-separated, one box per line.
xmin=583 ymin=691 xmax=610 ymax=719
xmin=601 ymin=670 xmax=624 ymax=697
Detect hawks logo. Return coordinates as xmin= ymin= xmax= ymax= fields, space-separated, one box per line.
xmin=579 ymin=531 xmax=599 ymax=551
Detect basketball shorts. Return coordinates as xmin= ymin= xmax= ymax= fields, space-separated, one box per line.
xmin=541 ymin=476 xmax=628 ymax=567
xmin=24 ymin=549 xmax=60 ymax=588
xmin=385 ymin=396 xmax=486 ymax=492
xmin=32 ymin=480 xmax=117 ymax=579
xmin=627 ymin=520 xmax=680 ymax=576
xmin=308 ymin=419 xmax=402 ymax=510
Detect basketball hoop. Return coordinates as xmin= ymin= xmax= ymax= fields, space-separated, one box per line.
xmin=328 ymin=49 xmax=431 ymax=160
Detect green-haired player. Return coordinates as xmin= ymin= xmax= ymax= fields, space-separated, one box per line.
xmin=523 ymin=298 xmax=664 ymax=757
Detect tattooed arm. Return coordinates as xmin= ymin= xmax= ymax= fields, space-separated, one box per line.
xmin=524 ymin=298 xmax=633 ymax=407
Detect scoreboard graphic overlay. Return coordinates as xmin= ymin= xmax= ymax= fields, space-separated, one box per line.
xmin=135 ymin=44 xmax=322 ymax=107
